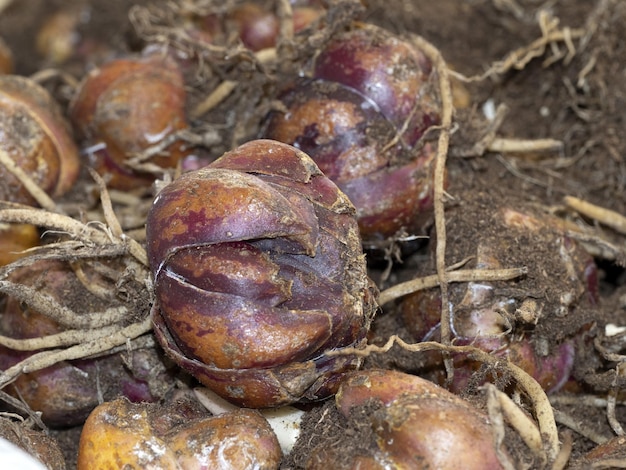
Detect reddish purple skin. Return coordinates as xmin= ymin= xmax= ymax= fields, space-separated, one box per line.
xmin=146 ymin=169 xmax=317 ymax=271
xmin=338 ymin=146 xmax=436 ymax=241
xmin=165 ymin=242 xmax=291 ymax=306
xmin=155 ymin=270 xmax=333 ymax=368
xmin=261 ymin=26 xmax=445 ymax=242
xmin=147 ymin=140 xmax=376 ymax=407
xmin=146 ymin=140 xmax=362 ymax=270
xmin=152 ymin=305 xmax=363 ymax=408
xmin=262 ymin=78 xmax=440 ymax=241
xmin=263 ymin=79 xmax=399 ymax=182
xmin=313 ymin=26 xmax=440 ymax=146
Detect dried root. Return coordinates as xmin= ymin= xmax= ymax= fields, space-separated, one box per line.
xmin=378 ymin=266 xmax=527 ymax=305
xmin=0 ymin=179 xmax=153 ymax=397
xmin=451 ymin=10 xmax=585 ymax=83
xmin=408 ymin=32 xmax=454 ymax=360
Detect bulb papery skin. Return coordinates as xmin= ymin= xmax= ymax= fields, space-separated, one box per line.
xmin=147 ymin=139 xmax=378 ymax=408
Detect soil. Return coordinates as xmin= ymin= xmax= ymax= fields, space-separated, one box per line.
xmin=2 ymin=0 xmax=626 ymax=468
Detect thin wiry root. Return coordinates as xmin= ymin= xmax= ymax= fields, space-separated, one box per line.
xmin=0 ymin=316 xmax=153 ymax=389
xmin=378 ymin=266 xmax=526 ymax=305
xmin=0 ymin=175 xmax=153 ymax=394
xmin=451 ymin=10 xmax=585 ymax=83
xmin=409 ymin=33 xmax=454 ymax=383
xmin=0 ymin=207 xmax=148 ymax=266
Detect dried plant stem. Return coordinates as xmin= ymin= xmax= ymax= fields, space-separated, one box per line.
xmin=552 ymin=408 xmax=609 ymax=445
xmin=0 ymin=325 xmax=123 ymax=351
xmin=89 ymin=168 xmax=123 ymax=238
xmin=0 ymin=149 xmax=58 ymax=212
xmin=330 ymin=335 xmax=560 ymax=462
xmin=451 ymin=11 xmax=584 ymax=82
xmin=0 ymin=316 xmax=153 ymax=389
xmin=564 ymin=195 xmax=626 ymax=235
xmin=0 ymin=208 xmax=148 ymax=267
xmin=0 ymin=280 xmax=127 ymax=329
xmin=410 ymin=35 xmax=453 ymax=354
xmin=190 ymin=80 xmax=238 ymax=119
xmin=378 ymin=267 xmax=526 ymax=305
xmin=487 ymin=384 xmax=545 ymax=463
xmin=488 ymin=137 xmax=564 ymax=154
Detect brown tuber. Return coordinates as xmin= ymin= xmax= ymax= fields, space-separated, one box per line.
xmin=0 ymin=223 xmax=40 ymax=267
xmin=307 ymin=369 xmax=503 ymax=469
xmin=70 ymin=53 xmax=189 ymax=190
xmin=192 ymin=1 xmax=325 ymax=52
xmin=230 ymin=2 xmax=324 ymax=51
xmin=147 ymin=139 xmax=377 ymax=408
xmin=0 ymin=37 xmax=13 ymax=74
xmin=313 ymin=24 xmax=440 ymax=147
